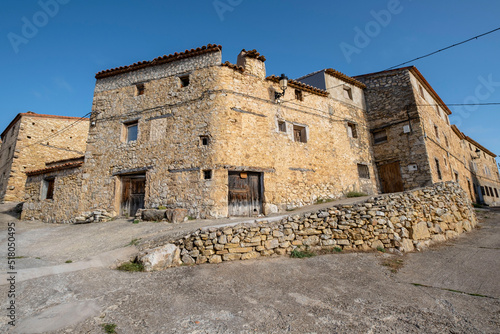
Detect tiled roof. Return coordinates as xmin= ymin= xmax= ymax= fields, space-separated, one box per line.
xmin=26 ymin=161 xmax=83 ymax=177
xmin=266 ymin=75 xmax=329 ymax=97
xmin=324 ymin=68 xmax=366 ymax=89
xmin=1 ymin=112 xmax=89 ymax=140
xmin=221 ymin=61 xmax=245 ymax=73
xmin=240 ymin=49 xmax=266 ymax=62
xmin=95 ymin=44 xmax=222 ymax=79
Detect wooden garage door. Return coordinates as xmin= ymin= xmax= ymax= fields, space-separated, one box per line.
xmin=228 ymin=171 xmax=262 ymax=216
xmin=121 ymin=175 xmax=146 ymax=217
xmin=378 ymin=162 xmax=404 ymax=194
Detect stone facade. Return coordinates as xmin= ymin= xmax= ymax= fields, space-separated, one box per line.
xmin=0 ymin=112 xmax=89 ymax=202
xmin=355 ymin=67 xmax=500 ymax=206
xmin=21 ymin=44 xmax=500 ymax=224
xmin=137 ymin=182 xmax=477 ymax=270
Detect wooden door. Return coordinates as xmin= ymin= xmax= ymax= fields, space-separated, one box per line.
xmin=228 ymin=171 xmax=262 ymax=216
xmin=378 ymin=162 xmax=404 ymax=193
xmin=121 ymin=175 xmax=146 ymax=217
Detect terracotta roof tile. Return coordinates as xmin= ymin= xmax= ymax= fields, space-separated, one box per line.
xmin=95 ymin=44 xmax=222 ymax=79
xmin=266 ymin=75 xmax=329 ymax=97
xmin=241 ymin=49 xmax=266 ymax=62
xmin=325 ymin=68 xmax=366 ymax=89
xmin=26 ymin=161 xmax=83 ymax=177
xmin=221 ymin=61 xmax=245 ymax=73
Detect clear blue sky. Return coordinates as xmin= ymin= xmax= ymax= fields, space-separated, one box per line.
xmin=1 ymin=0 xmax=499 ymax=164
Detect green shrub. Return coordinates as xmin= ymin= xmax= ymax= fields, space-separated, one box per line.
xmin=117 ymin=261 xmax=144 ymax=272
xmin=65 ymin=260 xmax=72 ymax=263
xmin=101 ymin=323 xmax=117 ymax=333
xmin=346 ymin=191 xmax=368 ymax=198
xmin=290 ymin=249 xmax=315 ymax=258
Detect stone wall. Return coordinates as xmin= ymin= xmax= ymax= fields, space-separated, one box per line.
xmin=0 ymin=113 xmax=89 ymax=202
xmin=138 ymin=182 xmax=477 ymax=271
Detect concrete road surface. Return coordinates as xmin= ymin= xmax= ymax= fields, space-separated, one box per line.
xmin=0 ymin=204 xmax=498 ymax=333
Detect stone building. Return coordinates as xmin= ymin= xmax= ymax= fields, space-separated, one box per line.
xmin=0 ymin=112 xmax=89 ymax=202
xmin=23 ymin=44 xmax=378 ymax=222
xmin=354 ymin=67 xmax=500 ymax=206
xmin=21 ymin=44 xmax=500 ymax=223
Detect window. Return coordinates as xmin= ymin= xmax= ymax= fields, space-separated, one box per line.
xmin=473 ymin=184 xmax=478 ymax=195
xmin=136 ymin=83 xmax=145 ymax=96
xmin=436 ymin=105 xmax=441 ymax=117
xmin=434 ymin=125 xmax=439 ymax=139
xmin=480 ymin=186 xmax=485 ymax=196
xmin=454 ymin=171 xmax=459 ymax=182
xmin=469 ymin=143 xmax=472 ymax=151
xmin=485 ymin=166 xmax=490 ymax=176
xmin=488 ymin=187 xmax=494 ymax=197
xmin=343 ymin=86 xmax=353 ymax=100
xmin=347 ymin=123 xmax=357 ymax=138
xmin=419 ymin=85 xmax=425 ymax=98
xmin=278 ymin=121 xmax=286 ymax=133
xmin=125 ymin=121 xmax=138 ymax=142
xmin=42 ymin=178 xmax=55 ymax=200
xmin=357 ymin=164 xmax=370 ymax=179
xmin=200 ymin=136 xmax=210 ymax=146
xmin=179 ymin=75 xmax=190 ymax=88
xmin=445 ymin=115 xmax=450 ymax=125
xmin=295 ymin=89 xmax=303 ymax=101
xmin=495 ymin=188 xmax=499 ymax=198
xmin=444 ymin=135 xmax=449 ymax=147
xmin=203 ymin=170 xmax=212 ymax=180
xmin=293 ymin=125 xmax=307 ymax=143
xmin=485 ymin=187 xmax=490 ymax=197
xmin=435 ymin=158 xmax=442 ymax=180
xmin=373 ymin=130 xmax=387 ymax=144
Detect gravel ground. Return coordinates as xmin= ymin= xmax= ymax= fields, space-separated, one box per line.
xmin=0 ymin=204 xmax=498 ymax=333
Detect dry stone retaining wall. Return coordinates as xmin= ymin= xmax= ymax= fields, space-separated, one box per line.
xmin=138 ymin=182 xmax=477 ymax=271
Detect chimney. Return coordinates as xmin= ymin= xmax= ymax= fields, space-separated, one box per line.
xmin=236 ymin=49 xmax=266 ymax=79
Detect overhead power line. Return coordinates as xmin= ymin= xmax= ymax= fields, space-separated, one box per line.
xmin=386 ymin=26 xmax=500 ymax=70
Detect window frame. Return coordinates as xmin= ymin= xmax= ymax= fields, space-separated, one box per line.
xmin=347 ymin=122 xmax=358 ymax=138
xmin=293 ymin=124 xmax=308 ymax=143
xmin=357 ymin=164 xmax=370 ymax=179
xmin=373 ymin=129 xmax=387 ymax=144
xmin=343 ymin=86 xmax=353 ymax=100
xmin=42 ymin=177 xmax=55 ymax=200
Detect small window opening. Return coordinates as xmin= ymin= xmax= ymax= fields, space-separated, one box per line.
xmin=278 ymin=121 xmax=286 ymax=132
xmin=435 ymin=158 xmax=442 ymax=180
xmin=42 ymin=178 xmax=55 ymax=200
xmin=125 ymin=121 xmax=138 ymax=142
xmin=444 ymin=135 xmax=449 ymax=147
xmin=200 ymin=136 xmax=210 ymax=146
xmin=295 ymin=89 xmax=303 ymax=101
xmin=136 ymin=83 xmax=145 ymax=96
xmin=347 ymin=123 xmax=357 ymax=138
xmin=419 ymin=85 xmax=425 ymax=98
xmin=434 ymin=125 xmax=439 ymax=139
xmin=293 ymin=125 xmax=307 ymax=143
xmin=454 ymin=171 xmax=459 ymax=182
xmin=343 ymin=86 xmax=353 ymax=100
xmin=485 ymin=187 xmax=490 ymax=197
xmin=180 ymin=75 xmax=190 ymax=88
xmin=203 ymin=170 xmax=212 ymax=180
xmin=373 ymin=130 xmax=387 ymax=144
xmin=357 ymin=164 xmax=370 ymax=179
xmin=27 ymin=136 xmax=31 ymax=139
xmin=494 ymin=188 xmax=499 ymax=198
xmin=488 ymin=187 xmax=494 ymax=197
xmin=480 ymin=186 xmax=485 ymax=196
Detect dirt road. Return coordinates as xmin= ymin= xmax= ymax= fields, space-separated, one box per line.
xmin=0 ymin=204 xmax=499 ymax=333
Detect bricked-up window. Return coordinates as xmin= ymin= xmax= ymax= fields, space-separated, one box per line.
xmin=357 ymin=164 xmax=370 ymax=179
xmin=436 ymin=105 xmax=441 ymax=117
xmin=295 ymin=89 xmax=303 ymax=101
xmin=42 ymin=178 xmax=55 ymax=200
xmin=278 ymin=121 xmax=286 ymax=132
xmin=373 ymin=130 xmax=387 ymax=144
xmin=347 ymin=123 xmax=357 ymax=138
xmin=200 ymin=136 xmax=210 ymax=146
xmin=495 ymin=188 xmax=499 ymax=198
xmin=343 ymin=86 xmax=353 ymax=100
xmin=419 ymin=85 xmax=425 ymax=98
xmin=125 ymin=121 xmax=138 ymax=142
xmin=179 ymin=75 xmax=190 ymax=88
xmin=203 ymin=170 xmax=212 ymax=180
xmin=445 ymin=115 xmax=450 ymax=125
xmin=136 ymin=83 xmax=145 ymax=96
xmin=293 ymin=125 xmax=307 ymax=143
xmin=435 ymin=158 xmax=442 ymax=180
